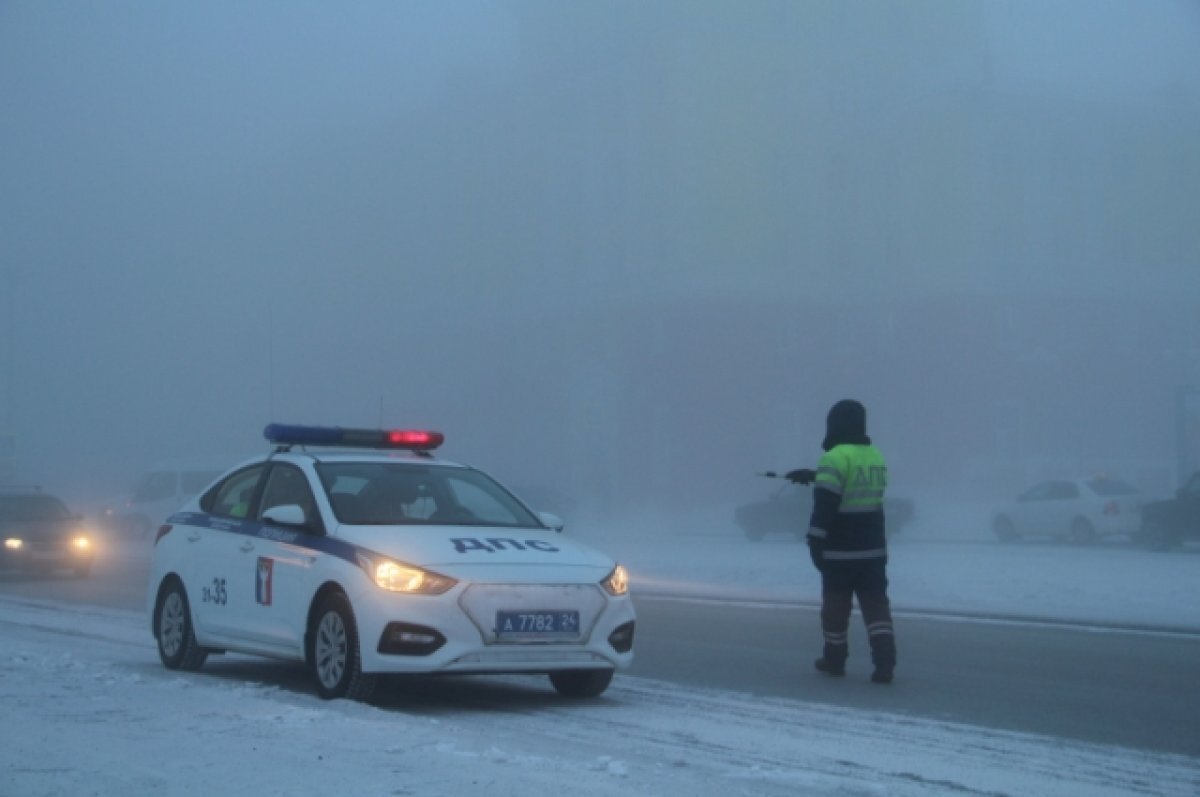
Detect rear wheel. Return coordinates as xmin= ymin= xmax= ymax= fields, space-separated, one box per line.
xmin=1139 ymin=521 xmax=1180 ymax=551
xmin=309 ymin=592 xmax=376 ymax=702
xmin=993 ymin=517 xmax=1019 ymax=542
xmin=155 ymin=579 xmax=207 ymax=671
xmin=742 ymin=525 xmax=766 ymax=542
xmin=549 ymin=668 xmax=614 ymax=698
xmin=1070 ymin=518 xmax=1096 ymax=544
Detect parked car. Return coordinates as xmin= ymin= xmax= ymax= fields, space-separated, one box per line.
xmin=1 ymin=487 xmax=95 ymax=577
xmin=97 ymin=459 xmax=228 ymax=538
xmin=735 ymin=481 xmax=914 ymax=541
xmin=1134 ymin=470 xmax=1200 ymax=550
xmin=991 ymin=477 xmax=1143 ymax=543
xmin=147 ymin=424 xmax=634 ymax=702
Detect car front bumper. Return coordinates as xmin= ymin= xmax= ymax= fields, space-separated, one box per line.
xmin=350 ymin=581 xmax=637 ymax=675
xmin=0 ymin=545 xmax=93 ymax=573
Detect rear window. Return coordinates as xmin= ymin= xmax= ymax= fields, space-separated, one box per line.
xmin=1086 ymin=479 xmax=1139 ymax=496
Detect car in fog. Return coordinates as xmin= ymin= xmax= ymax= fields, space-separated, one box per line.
xmin=735 ymin=480 xmax=914 ymax=541
xmin=1 ymin=487 xmax=95 ymax=577
xmin=98 ymin=459 xmax=227 ymax=538
xmin=991 ymin=477 xmax=1143 ymax=544
xmin=148 ymin=424 xmax=635 ymax=702
xmin=1134 ymin=470 xmax=1200 ymax=550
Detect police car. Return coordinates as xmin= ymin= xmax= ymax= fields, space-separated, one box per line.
xmin=147 ymin=424 xmax=635 ymax=701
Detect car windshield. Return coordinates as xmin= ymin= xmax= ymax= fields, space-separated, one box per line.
xmin=0 ymin=494 xmax=72 ymax=522
xmin=1086 ymin=479 xmax=1139 ymax=496
xmin=316 ymin=462 xmax=542 ymax=528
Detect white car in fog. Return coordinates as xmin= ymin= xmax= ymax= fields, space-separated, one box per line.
xmin=98 ymin=459 xmax=228 ymax=538
xmin=147 ymin=424 xmax=635 ymax=702
xmin=991 ymin=478 xmax=1143 ymax=543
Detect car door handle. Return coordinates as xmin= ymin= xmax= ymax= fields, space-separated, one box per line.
xmin=239 ymin=541 xmax=255 ymax=553
xmin=187 ymin=532 xmax=201 ymax=543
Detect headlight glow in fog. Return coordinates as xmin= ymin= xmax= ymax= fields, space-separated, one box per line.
xmin=601 ymin=564 xmax=630 ymax=596
xmin=359 ymin=554 xmax=456 ymax=595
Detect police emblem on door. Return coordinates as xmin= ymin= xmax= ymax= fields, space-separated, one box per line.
xmin=256 ymin=557 xmax=273 ymax=606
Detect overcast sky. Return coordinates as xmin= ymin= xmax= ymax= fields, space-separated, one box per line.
xmin=1 ymin=1 xmax=1197 ymax=509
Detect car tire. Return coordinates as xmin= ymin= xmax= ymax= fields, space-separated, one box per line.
xmin=155 ymin=579 xmax=208 ymax=671
xmin=742 ymin=526 xmax=767 ymax=542
xmin=993 ymin=517 xmax=1019 ymax=542
xmin=1139 ymin=522 xmax=1179 ymax=552
xmin=549 ymin=668 xmax=614 ymax=698
xmin=1070 ymin=518 xmax=1096 ymax=544
xmin=309 ymin=592 xmax=376 ymax=702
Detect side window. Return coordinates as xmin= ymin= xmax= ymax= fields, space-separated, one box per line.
xmin=1021 ymin=483 xmax=1053 ymax=502
xmin=133 ymin=471 xmax=177 ymax=503
xmin=181 ymin=470 xmax=221 ymax=496
xmin=1052 ymin=482 xmax=1079 ymax=500
xmin=258 ymin=464 xmax=321 ymax=532
xmin=208 ymin=466 xmax=265 ymax=519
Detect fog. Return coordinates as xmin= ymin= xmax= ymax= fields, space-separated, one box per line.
xmin=2 ymin=1 xmax=1198 ymax=516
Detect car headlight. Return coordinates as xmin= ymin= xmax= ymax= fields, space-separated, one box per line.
xmin=4 ymin=538 xmax=23 ymax=550
xmin=601 ymin=564 xmax=629 ymax=596
xmin=358 ymin=554 xmax=456 ymax=595
xmin=72 ymin=536 xmax=91 ymax=551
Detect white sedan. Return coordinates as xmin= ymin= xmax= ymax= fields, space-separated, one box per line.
xmin=991 ymin=478 xmax=1143 ymax=544
xmin=147 ymin=424 xmax=635 ymax=701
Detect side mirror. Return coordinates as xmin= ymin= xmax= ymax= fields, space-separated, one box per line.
xmin=262 ymin=504 xmax=306 ymax=527
xmin=538 ymin=511 xmax=565 ymax=532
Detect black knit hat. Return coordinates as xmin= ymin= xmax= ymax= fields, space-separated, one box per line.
xmin=822 ymin=399 xmax=870 ymax=451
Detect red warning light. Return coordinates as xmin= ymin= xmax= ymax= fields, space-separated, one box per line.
xmin=386 ymin=430 xmax=444 ymax=449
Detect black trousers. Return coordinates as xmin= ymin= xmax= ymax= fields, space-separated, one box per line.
xmin=819 ymin=558 xmax=896 ymax=671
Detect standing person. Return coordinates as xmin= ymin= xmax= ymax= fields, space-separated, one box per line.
xmin=786 ymin=399 xmax=896 ymax=683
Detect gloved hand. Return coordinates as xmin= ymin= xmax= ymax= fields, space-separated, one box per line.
xmin=785 ymin=468 xmax=816 ymax=485
xmin=808 ymin=540 xmax=825 ymax=572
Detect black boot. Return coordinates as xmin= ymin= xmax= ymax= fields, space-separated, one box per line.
xmin=870 ymin=667 xmax=893 ymax=684
xmin=814 ymin=657 xmax=845 ymax=677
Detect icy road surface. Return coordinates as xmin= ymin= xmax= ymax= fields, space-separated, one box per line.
xmin=1 ymin=596 xmax=1196 ymax=797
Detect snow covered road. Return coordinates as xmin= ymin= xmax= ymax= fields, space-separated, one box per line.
xmin=1 ymin=595 xmax=1197 ymax=797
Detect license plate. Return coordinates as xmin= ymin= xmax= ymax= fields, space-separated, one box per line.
xmin=495 ymin=610 xmax=580 ymax=640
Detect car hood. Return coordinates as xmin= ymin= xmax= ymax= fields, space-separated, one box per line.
xmin=333 ymin=524 xmax=616 ymax=572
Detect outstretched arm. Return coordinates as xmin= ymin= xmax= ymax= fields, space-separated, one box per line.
xmin=785 ymin=468 xmax=816 ymax=485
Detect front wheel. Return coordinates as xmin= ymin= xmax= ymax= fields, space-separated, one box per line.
xmin=549 ymin=668 xmax=614 ymax=698
xmin=155 ymin=579 xmax=208 ymax=671
xmin=309 ymin=592 xmax=376 ymax=702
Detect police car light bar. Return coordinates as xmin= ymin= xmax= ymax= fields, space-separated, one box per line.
xmin=263 ymin=424 xmax=445 ymax=451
